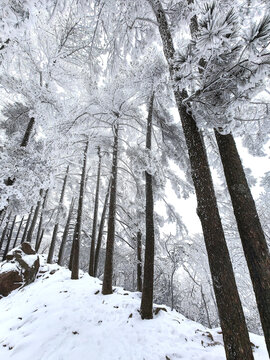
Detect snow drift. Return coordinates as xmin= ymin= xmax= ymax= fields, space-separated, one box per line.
xmin=0 ymin=258 xmax=267 ymax=360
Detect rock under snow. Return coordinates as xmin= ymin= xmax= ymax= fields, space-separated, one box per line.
xmin=0 ymin=243 xmax=39 ymax=298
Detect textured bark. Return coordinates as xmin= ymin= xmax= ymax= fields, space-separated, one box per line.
xmin=27 ymin=198 xmax=41 ymax=243
xmin=141 ymin=93 xmax=155 ymax=319
xmin=215 ymin=130 xmax=270 ymax=356
xmin=47 ymin=224 xmax=59 ymax=264
xmin=36 ymin=229 xmax=44 ymax=253
xmin=35 ymin=190 xmax=48 ymax=252
xmin=58 ymin=197 xmax=75 ymax=266
xmin=2 ymin=215 xmax=16 ymax=260
xmin=0 ymin=213 xmax=11 ymax=252
xmin=68 ymin=235 xmax=75 ymax=271
xmin=147 ymin=1 xmax=253 ymax=358
xmin=20 ymin=117 xmax=35 ymax=147
xmin=71 ymin=143 xmax=88 ymax=279
xmin=102 ymin=124 xmax=119 ymax=295
xmin=94 ymin=178 xmax=111 ymax=277
xmin=0 ymin=209 xmax=6 ymax=227
xmin=12 ymin=216 xmax=24 ymax=249
xmin=21 ymin=207 xmax=33 ymax=244
xmin=136 ymin=230 xmax=143 ymax=292
xmin=47 ymin=166 xmax=69 ymax=264
xmin=89 ymin=147 xmax=102 ymax=276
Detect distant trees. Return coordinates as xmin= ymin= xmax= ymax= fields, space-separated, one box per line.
xmin=47 ymin=166 xmax=69 ymax=264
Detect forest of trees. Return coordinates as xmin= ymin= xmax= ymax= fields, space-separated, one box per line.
xmin=0 ymin=1 xmax=270 ymax=359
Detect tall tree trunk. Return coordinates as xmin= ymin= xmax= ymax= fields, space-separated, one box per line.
xmin=0 ymin=213 xmax=11 ymax=253
xmin=147 ymin=1 xmax=253 ymax=358
xmin=201 ymin=285 xmax=212 ymax=329
xmin=102 ymin=124 xmax=119 ymax=295
xmin=47 ymin=166 xmax=69 ymax=264
xmin=36 ymin=229 xmax=44 ymax=253
xmin=136 ymin=230 xmax=143 ymax=292
xmin=35 ymin=189 xmax=48 ymax=251
xmin=71 ymin=143 xmax=88 ymax=279
xmin=0 ymin=209 xmax=6 ymax=227
xmin=89 ymin=147 xmax=102 ymax=276
xmin=47 ymin=224 xmax=59 ymax=264
xmin=69 ymin=236 xmax=75 ymax=271
xmin=3 ymin=215 xmax=16 ymax=260
xmin=215 ymin=130 xmax=270 ymax=356
xmin=141 ymin=93 xmax=155 ymax=319
xmin=21 ymin=207 xmax=33 ymax=244
xmin=58 ymin=197 xmax=75 ymax=266
xmin=12 ymin=216 xmax=24 ymax=249
xmin=27 ymin=195 xmax=42 ymax=243
xmin=20 ymin=117 xmax=35 ymax=147
xmin=94 ymin=178 xmax=111 ymax=277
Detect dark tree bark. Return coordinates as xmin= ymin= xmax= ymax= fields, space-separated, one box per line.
xmin=89 ymin=147 xmax=102 ymax=276
xmin=69 ymin=235 xmax=75 ymax=271
xmin=136 ymin=230 xmax=143 ymax=292
xmin=35 ymin=189 xmax=48 ymax=252
xmin=27 ymin=196 xmax=42 ymax=243
xmin=0 ymin=209 xmax=6 ymax=227
xmin=48 ymin=166 xmax=69 ymax=264
xmin=141 ymin=93 xmax=155 ymax=319
xmin=94 ymin=178 xmax=111 ymax=277
xmin=21 ymin=207 xmax=33 ymax=244
xmin=215 ymin=130 xmax=270 ymax=356
xmin=71 ymin=143 xmax=88 ymax=279
xmin=146 ymin=1 xmax=253 ymax=358
xmin=58 ymin=197 xmax=75 ymax=266
xmin=47 ymin=225 xmax=59 ymax=264
xmin=20 ymin=117 xmax=35 ymax=147
xmin=2 ymin=215 xmax=16 ymax=260
xmin=12 ymin=216 xmax=24 ymax=249
xmin=0 ymin=213 xmax=11 ymax=252
xmin=36 ymin=229 xmax=45 ymax=253
xmin=102 ymin=124 xmax=119 ymax=294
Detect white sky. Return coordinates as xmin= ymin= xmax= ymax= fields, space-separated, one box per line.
xmin=163 ymin=137 xmax=270 ymax=236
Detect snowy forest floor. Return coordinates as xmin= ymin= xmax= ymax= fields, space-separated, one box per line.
xmin=0 ymin=256 xmax=267 ymax=360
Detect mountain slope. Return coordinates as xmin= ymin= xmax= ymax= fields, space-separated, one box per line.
xmin=0 ymin=259 xmax=267 ymax=360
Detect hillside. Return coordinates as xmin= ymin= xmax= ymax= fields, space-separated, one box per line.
xmin=0 ymin=258 xmax=267 ymax=360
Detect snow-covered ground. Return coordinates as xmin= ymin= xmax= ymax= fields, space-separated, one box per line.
xmin=0 ymin=258 xmax=267 ymax=360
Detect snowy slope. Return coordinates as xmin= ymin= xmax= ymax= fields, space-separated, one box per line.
xmin=0 ymin=259 xmax=267 ymax=360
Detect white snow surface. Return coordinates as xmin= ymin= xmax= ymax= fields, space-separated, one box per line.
xmin=0 ymin=261 xmax=18 ymax=274
xmin=0 ymin=259 xmax=267 ymax=360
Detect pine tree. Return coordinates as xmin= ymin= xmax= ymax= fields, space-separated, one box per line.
xmin=2 ymin=215 xmax=16 ymax=260
xmin=215 ymin=130 xmax=270 ymax=356
xmin=89 ymin=147 xmax=102 ymax=276
xmin=58 ymin=197 xmax=75 ymax=266
xmin=94 ymin=178 xmax=111 ymax=278
xmin=71 ymin=142 xmax=88 ymax=280
xmin=47 ymin=166 xmax=69 ymax=264
xmin=146 ymin=1 xmax=253 ymax=358
xmin=102 ymin=124 xmax=119 ymax=294
xmin=141 ymin=93 xmax=155 ymax=319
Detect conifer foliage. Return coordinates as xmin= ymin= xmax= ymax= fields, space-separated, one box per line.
xmin=0 ymin=1 xmax=270 ymax=358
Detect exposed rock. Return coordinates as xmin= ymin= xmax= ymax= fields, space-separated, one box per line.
xmin=21 ymin=242 xmax=36 ymax=255
xmin=0 ymin=243 xmax=40 ymax=298
xmin=0 ymin=270 xmax=23 ymax=297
